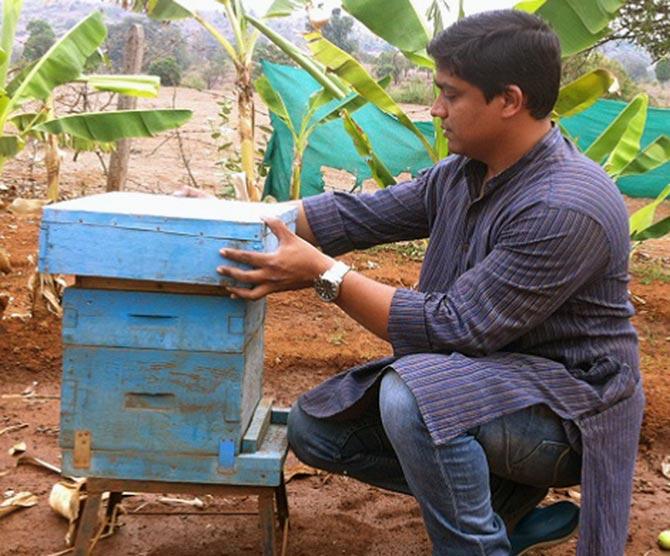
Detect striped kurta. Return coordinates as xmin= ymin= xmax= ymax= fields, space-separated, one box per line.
xmin=300 ymin=126 xmax=644 ymax=556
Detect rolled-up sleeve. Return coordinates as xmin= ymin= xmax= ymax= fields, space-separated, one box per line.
xmin=302 ymin=171 xmax=435 ymax=256
xmin=387 ymin=204 xmax=611 ymax=356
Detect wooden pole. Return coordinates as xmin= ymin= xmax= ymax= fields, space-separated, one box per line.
xmin=106 ymin=24 xmax=145 ymax=192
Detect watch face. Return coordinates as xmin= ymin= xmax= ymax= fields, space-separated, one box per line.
xmin=315 ymin=277 xmax=338 ymax=301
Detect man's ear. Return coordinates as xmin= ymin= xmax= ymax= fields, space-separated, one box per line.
xmin=500 ymin=85 xmax=525 ymax=118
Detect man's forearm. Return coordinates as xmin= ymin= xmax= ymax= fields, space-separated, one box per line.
xmin=335 ymin=271 xmax=396 ymax=342
xmin=284 ymin=201 xmax=318 ymax=246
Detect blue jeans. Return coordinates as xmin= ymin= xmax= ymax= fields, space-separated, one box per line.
xmin=287 ymin=370 xmax=581 ymax=556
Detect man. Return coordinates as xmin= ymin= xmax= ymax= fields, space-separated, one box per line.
xmin=215 ymin=10 xmax=644 ymax=556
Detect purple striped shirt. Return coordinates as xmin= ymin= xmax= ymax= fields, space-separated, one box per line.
xmin=300 ymin=126 xmax=644 ymax=556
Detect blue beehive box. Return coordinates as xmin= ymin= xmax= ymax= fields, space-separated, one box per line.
xmin=39 ymin=193 xmax=297 ymax=486
xmin=39 ymin=192 xmax=298 ymax=286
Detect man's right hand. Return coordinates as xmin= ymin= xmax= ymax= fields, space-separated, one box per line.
xmin=173 ymin=186 xmax=215 ymax=199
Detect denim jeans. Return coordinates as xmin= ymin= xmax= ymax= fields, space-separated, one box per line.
xmin=287 ymin=370 xmax=581 ymax=556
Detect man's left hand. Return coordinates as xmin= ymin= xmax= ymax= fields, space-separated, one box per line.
xmin=217 ymin=217 xmax=334 ymax=300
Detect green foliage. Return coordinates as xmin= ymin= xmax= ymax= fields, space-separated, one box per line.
xmin=612 ymin=0 xmax=670 ymax=62
xmin=374 ymin=49 xmax=411 ymax=85
xmin=22 ymin=19 xmax=56 ymax=62
xmin=656 ymin=59 xmax=670 ymax=83
xmin=322 ymin=8 xmax=358 ymax=55
xmin=181 ymin=71 xmax=206 ymax=91
xmin=388 ymin=75 xmax=433 ymax=105
xmin=562 ymin=51 xmax=642 ymax=102
xmin=148 ymin=56 xmax=181 ymax=86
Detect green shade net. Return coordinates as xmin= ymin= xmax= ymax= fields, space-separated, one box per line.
xmin=561 ymin=99 xmax=670 ymax=198
xmin=261 ymin=62 xmax=670 ymax=200
xmin=261 ymin=61 xmax=434 ymax=201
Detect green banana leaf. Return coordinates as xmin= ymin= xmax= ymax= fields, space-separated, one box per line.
xmin=10 ymin=12 xmax=106 ymax=106
xmin=0 ymin=48 xmax=6 ymax=66
xmin=59 ymin=134 xmax=115 ymax=153
xmin=618 ymin=135 xmax=670 ymax=178
xmin=146 ymin=0 xmax=193 ymax=20
xmin=35 ymin=109 xmax=192 ymax=142
xmin=516 ymin=0 xmax=625 ymax=56
xmin=305 ymin=32 xmax=437 ymax=161
xmin=0 ymin=0 xmax=24 ymax=85
xmin=5 ymin=60 xmax=36 ymax=97
xmin=584 ymin=94 xmax=647 ymax=167
xmin=554 ymin=69 xmax=616 ymax=117
xmin=246 ymin=16 xmax=346 ymax=99
xmin=341 ymin=0 xmax=430 ymax=58
xmin=82 ymin=74 xmax=160 ymax=97
xmin=255 ymin=75 xmax=296 ymax=135
xmin=604 ymin=94 xmax=648 ymax=176
xmin=317 ymin=75 xmax=390 ymax=125
xmin=630 ymin=216 xmax=670 ymax=242
xmin=629 ymin=183 xmax=670 ymax=236
xmin=341 ymin=109 xmax=396 ymax=188
xmin=265 ymin=0 xmax=309 ymax=18
xmin=9 ymin=111 xmax=48 ymax=133
xmin=0 ymin=135 xmax=23 ymax=157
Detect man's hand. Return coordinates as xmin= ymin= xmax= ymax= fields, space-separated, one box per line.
xmin=217 ymin=217 xmax=335 ymax=300
xmin=173 ymin=186 xmax=215 ymax=199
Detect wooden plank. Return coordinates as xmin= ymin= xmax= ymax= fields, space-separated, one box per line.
xmin=76 ymin=276 xmax=231 ymax=296
xmin=242 ymin=397 xmax=274 ymax=453
xmin=259 ymin=492 xmax=277 ymax=556
xmin=73 ymin=492 xmax=102 ymax=556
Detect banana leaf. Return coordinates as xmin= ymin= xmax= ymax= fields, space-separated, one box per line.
xmin=630 ymin=216 xmax=670 ymax=242
xmin=0 ymin=48 xmax=6 ymax=66
xmin=0 ymin=0 xmax=23 ymax=85
xmin=9 ymin=111 xmax=48 ymax=133
xmin=255 ymin=75 xmax=296 ymax=135
xmin=341 ymin=109 xmax=396 ymax=188
xmin=9 ymin=12 xmax=106 ymax=106
xmin=305 ymin=32 xmax=437 ymax=161
xmin=317 ymin=75 xmax=390 ymax=125
xmin=35 ymin=109 xmax=192 ymax=142
xmin=59 ymin=134 xmax=115 ymax=153
xmin=265 ymin=0 xmax=309 ymax=18
xmin=584 ymin=94 xmax=647 ymax=167
xmin=247 ymin=15 xmax=345 ymax=99
xmin=554 ymin=69 xmax=617 ymax=118
xmin=618 ymin=135 xmax=670 ymax=178
xmin=629 ymin=183 xmax=670 ymax=236
xmin=603 ymin=94 xmax=648 ymax=176
xmin=0 ymin=135 xmax=23 ymax=157
xmin=146 ymin=0 xmax=193 ymax=20
xmin=516 ymin=0 xmax=625 ymax=56
xmin=341 ymin=0 xmax=430 ymax=58
xmin=82 ymin=74 xmax=160 ymax=97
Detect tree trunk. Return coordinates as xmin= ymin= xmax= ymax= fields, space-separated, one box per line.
xmin=237 ymin=64 xmax=260 ymax=202
xmin=107 ymin=24 xmax=145 ymax=192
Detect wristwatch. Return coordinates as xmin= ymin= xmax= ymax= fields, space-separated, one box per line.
xmin=314 ymin=261 xmax=351 ymax=302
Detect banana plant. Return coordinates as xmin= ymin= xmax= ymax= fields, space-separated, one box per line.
xmin=120 ymin=0 xmax=326 ymax=201
xmin=0 ymin=3 xmax=192 ymax=200
xmin=256 ymin=69 xmax=394 ymax=198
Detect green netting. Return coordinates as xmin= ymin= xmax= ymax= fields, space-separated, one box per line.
xmin=561 ymin=99 xmax=670 ymax=198
xmin=261 ymin=62 xmax=670 ymax=200
xmin=261 ymin=61 xmax=434 ymax=201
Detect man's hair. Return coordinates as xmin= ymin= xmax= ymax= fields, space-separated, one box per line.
xmin=427 ymin=10 xmax=561 ymax=119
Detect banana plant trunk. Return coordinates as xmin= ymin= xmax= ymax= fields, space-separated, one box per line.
xmin=45 ymin=133 xmax=60 ymax=202
xmin=237 ymin=64 xmax=259 ymax=202
xmin=290 ymin=149 xmax=303 ymax=200
xmin=45 ymin=96 xmax=60 ymax=202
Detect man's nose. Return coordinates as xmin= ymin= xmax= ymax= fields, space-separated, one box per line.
xmin=430 ymin=98 xmax=447 ymax=119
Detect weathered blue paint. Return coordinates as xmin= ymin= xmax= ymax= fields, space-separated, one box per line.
xmin=63 ymin=288 xmax=265 ymax=353
xmin=45 ymin=192 xmax=291 ymax=488
xmin=38 ymin=192 xmax=297 ymax=285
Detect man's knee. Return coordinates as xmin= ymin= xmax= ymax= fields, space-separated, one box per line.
xmin=287 ymin=402 xmax=315 ymax=464
xmin=379 ymin=370 xmax=423 ymax=444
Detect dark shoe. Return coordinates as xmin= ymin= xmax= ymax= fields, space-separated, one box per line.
xmin=508 ymin=501 xmax=579 ymax=555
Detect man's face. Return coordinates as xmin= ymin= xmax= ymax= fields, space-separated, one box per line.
xmin=430 ymin=69 xmax=505 ymax=158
